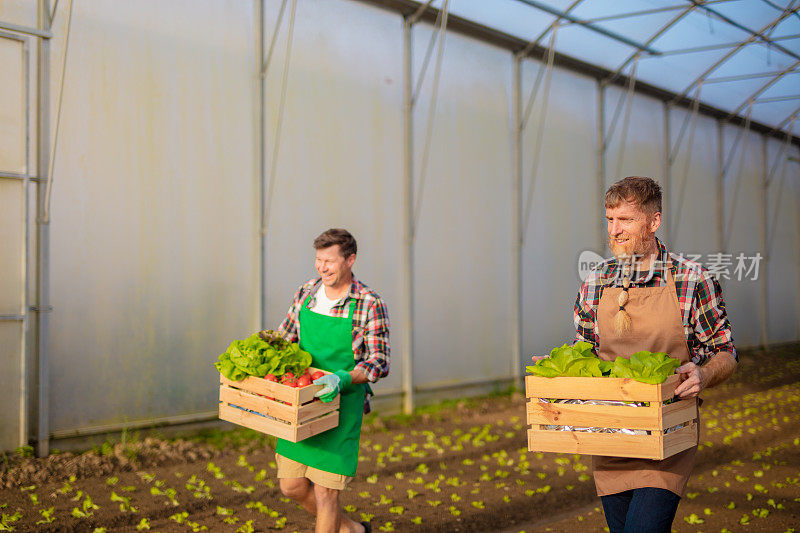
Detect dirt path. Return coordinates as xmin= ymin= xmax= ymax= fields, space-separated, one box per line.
xmin=1 ymin=344 xmax=799 ymax=532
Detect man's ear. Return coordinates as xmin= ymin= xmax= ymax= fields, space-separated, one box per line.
xmin=650 ymin=211 xmax=662 ymax=233
xmin=346 ymin=254 xmax=357 ymax=269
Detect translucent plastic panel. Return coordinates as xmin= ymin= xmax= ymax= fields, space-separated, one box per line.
xmin=0 ymin=0 xmax=37 ymax=28
xmin=751 ymin=99 xmax=800 ymax=129
xmin=0 ymin=179 xmax=24 ymax=316
xmin=554 ymin=22 xmax=635 ymax=71
xmin=711 ymin=0 xmax=792 ymax=32
xmin=770 ymin=14 xmax=800 ymax=38
xmin=635 ymin=48 xmax=739 ymax=95
xmin=711 ymin=42 xmax=797 ymax=79
xmin=777 ymin=35 xmax=800 ymax=56
xmin=0 ymin=322 xmax=23 ymax=452
xmin=700 ymin=76 xmax=780 ymax=114
xmin=652 ymin=8 xmax=753 ymax=51
xmin=449 ymin=0 xmax=557 ymax=43
xmin=0 ymin=37 xmax=25 ymax=173
xmin=758 ymin=72 xmax=800 ymax=99
xmin=592 ymin=10 xmax=684 ymax=48
xmin=572 ymin=0 xmax=680 ymax=21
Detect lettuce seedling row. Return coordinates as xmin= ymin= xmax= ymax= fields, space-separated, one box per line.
xmin=219 ymin=367 xmax=339 ymax=442
xmin=526 ymin=374 xmax=699 ymax=460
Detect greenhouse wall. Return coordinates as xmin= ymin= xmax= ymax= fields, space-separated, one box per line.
xmin=0 ymin=0 xmax=798 ymax=452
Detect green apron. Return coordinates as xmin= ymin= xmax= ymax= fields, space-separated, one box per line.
xmin=274 ymin=293 xmax=366 ymax=477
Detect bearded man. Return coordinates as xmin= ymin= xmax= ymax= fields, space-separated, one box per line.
xmin=563 ymin=177 xmax=736 ymax=532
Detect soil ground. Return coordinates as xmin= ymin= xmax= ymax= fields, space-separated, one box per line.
xmin=2 ymin=344 xmax=799 ymax=532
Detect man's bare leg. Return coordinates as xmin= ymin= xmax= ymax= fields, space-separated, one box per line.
xmin=279 ymin=477 xmax=316 ymax=514
xmin=313 ymin=484 xmax=364 ymax=533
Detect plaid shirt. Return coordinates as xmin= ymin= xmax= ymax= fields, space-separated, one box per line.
xmin=574 ymin=238 xmax=737 ymax=364
xmin=278 ymin=275 xmax=390 ymax=389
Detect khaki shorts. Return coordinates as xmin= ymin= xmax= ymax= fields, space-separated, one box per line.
xmin=275 ymin=453 xmax=353 ymax=491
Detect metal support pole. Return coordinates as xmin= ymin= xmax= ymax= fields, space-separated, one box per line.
xmin=511 ymin=55 xmax=522 ymax=387
xmin=258 ymin=0 xmax=266 ymax=330
xmin=760 ymin=136 xmax=769 ymax=350
xmin=663 ymin=102 xmax=672 ymax=245
xmin=716 ymin=120 xmax=725 ymax=255
xmin=797 ymin=154 xmax=800 ymax=341
xmin=22 ymin=35 xmax=32 ymax=451
xmin=0 ymin=20 xmax=52 ymax=39
xmin=597 ymin=81 xmax=607 ymax=253
xmin=401 ymin=18 xmax=414 ymax=415
xmin=35 ymin=0 xmax=52 ymax=458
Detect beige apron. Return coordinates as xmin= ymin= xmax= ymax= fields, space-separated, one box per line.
xmin=593 ymin=267 xmax=698 ymax=497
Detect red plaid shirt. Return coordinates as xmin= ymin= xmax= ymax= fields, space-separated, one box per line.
xmin=574 ymin=238 xmax=737 ymax=364
xmin=278 ymin=275 xmax=390 ymax=387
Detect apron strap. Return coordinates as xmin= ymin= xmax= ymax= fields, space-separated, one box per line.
xmin=664 ymin=266 xmax=692 ymax=360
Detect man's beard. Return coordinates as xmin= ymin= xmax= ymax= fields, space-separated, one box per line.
xmin=608 ymin=229 xmax=651 ymax=262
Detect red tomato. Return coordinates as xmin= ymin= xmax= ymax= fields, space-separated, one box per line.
xmin=311 ymin=371 xmax=325 ymax=380
xmin=297 ymin=375 xmax=312 ymax=387
xmin=265 ymin=374 xmax=278 ymax=382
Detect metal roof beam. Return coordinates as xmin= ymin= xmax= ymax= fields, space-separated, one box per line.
xmin=676 ymin=6 xmax=799 ymax=101
xmin=755 ymin=94 xmax=800 ymax=103
xmin=353 ymin=0 xmax=800 ymax=146
xmin=511 ymin=0 xmax=661 ymax=55
xmin=729 ymin=59 xmax=800 ymax=116
xmin=571 ymin=0 xmax=735 ymax=24
xmin=689 ymin=1 xmax=800 ymax=62
xmin=517 ymin=0 xmax=584 ymax=58
xmin=705 ymin=69 xmax=800 ymax=84
xmin=655 ymin=33 xmax=800 ymax=57
xmin=771 ymin=104 xmax=800 ymax=133
xmin=610 ymin=3 xmax=697 ymax=80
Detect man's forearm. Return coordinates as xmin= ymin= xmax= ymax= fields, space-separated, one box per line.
xmin=350 ymin=367 xmax=369 ymax=385
xmin=701 ymin=351 xmax=737 ymax=389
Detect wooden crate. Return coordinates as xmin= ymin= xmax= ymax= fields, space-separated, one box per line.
xmin=526 ymin=374 xmax=698 ymax=460
xmin=219 ymin=368 xmax=339 ymax=442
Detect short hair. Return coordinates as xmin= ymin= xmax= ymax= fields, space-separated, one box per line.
xmin=313 ymin=228 xmax=357 ymax=258
xmin=605 ymin=176 xmax=662 ymax=214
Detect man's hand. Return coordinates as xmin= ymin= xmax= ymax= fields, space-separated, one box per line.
xmin=313 ymin=370 xmax=352 ymax=402
xmin=674 ymin=352 xmax=737 ymax=399
xmin=674 ymin=362 xmax=706 ymax=399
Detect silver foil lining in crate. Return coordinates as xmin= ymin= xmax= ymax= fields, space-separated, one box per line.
xmin=538 ymin=398 xmax=686 ymax=435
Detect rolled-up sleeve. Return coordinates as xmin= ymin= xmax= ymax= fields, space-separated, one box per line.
xmin=354 ymin=298 xmax=390 ymax=382
xmin=690 ymin=273 xmax=737 ymax=364
xmin=277 ymin=285 xmax=305 ymax=343
xmin=573 ymin=273 xmax=601 ymax=354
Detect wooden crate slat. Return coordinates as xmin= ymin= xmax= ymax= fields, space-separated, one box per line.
xmin=219 ymin=403 xmax=297 ymax=441
xmin=218 ymin=368 xmax=339 ymax=442
xmin=220 ymin=367 xmax=329 ymax=405
xmin=528 ymin=428 xmax=663 ymax=460
xmin=525 ymin=374 xmax=696 ymax=460
xmin=661 ymin=399 xmax=698 ymax=428
xmin=220 ymin=375 xmax=298 ymax=404
xmin=297 ymin=395 xmax=340 ymax=424
xmin=525 ymin=374 xmax=679 ymax=402
xmin=219 ymin=385 xmax=298 ymax=423
xmin=662 ymin=422 xmax=698 ymax=458
xmin=527 ymin=400 xmax=661 ymax=430
xmin=294 ymin=411 xmax=340 ymax=441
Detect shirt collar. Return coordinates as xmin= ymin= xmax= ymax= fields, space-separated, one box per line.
xmin=604 ymin=237 xmax=671 ymax=286
xmin=309 ymin=274 xmax=360 ymax=307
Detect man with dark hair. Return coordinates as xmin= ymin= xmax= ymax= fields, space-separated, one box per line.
xmin=536 ymin=176 xmax=737 ymax=532
xmin=274 ymin=228 xmax=388 ymax=533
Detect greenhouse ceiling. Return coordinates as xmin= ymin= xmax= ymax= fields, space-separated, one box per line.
xmin=362 ymin=0 xmax=800 ymax=141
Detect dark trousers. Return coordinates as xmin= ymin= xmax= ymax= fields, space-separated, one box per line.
xmin=600 ymin=488 xmax=681 ymax=533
